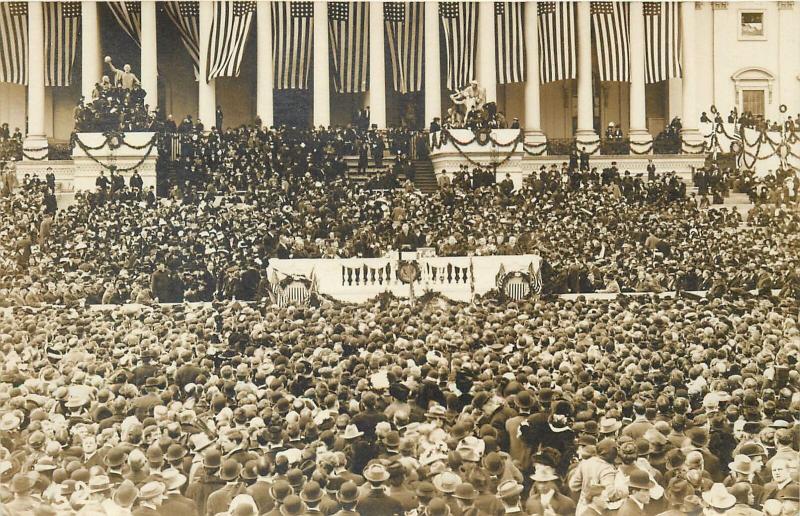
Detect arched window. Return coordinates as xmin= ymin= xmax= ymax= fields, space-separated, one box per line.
xmin=731 ymin=67 xmax=775 ymax=118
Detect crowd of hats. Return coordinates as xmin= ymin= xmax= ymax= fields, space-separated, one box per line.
xmin=0 ymin=293 xmax=797 ymax=514
xmin=2 ymin=156 xmax=799 ymax=305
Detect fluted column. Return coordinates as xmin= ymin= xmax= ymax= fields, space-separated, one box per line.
xmin=312 ymin=1 xmax=330 ymax=128
xmin=368 ymin=1 xmax=386 ymax=129
xmin=81 ymin=1 xmax=102 ymax=102
xmin=140 ymin=1 xmax=158 ymax=109
xmin=476 ymin=0 xmax=496 ymax=103
xmin=256 ymin=1 xmax=274 ymax=126
xmin=198 ymin=0 xmax=216 ymax=131
xmin=680 ymin=1 xmax=702 ymax=151
xmin=523 ymin=1 xmax=545 ymax=146
xmin=25 ymin=0 xmax=46 ymax=157
xmin=424 ymin=1 xmax=441 ymax=126
xmin=575 ymin=1 xmax=597 ymax=152
xmin=628 ymin=1 xmax=651 ymax=152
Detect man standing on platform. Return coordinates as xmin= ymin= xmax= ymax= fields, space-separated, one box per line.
xmin=216 ymin=105 xmax=224 ymax=130
xmin=105 ymin=57 xmax=140 ymax=90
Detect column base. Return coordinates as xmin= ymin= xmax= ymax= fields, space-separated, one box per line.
xmin=22 ymin=136 xmax=48 ymax=161
xmin=680 ymin=128 xmax=705 ymax=154
xmin=575 ymin=129 xmax=600 ymax=155
xmin=629 ymin=129 xmax=653 ymax=155
xmin=523 ymin=130 xmax=547 ymax=155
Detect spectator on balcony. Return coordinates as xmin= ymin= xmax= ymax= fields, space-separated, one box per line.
xmin=0 ymin=122 xmax=9 ymax=140
xmin=429 ymin=117 xmax=441 ymax=133
xmin=216 ymin=105 xmax=224 ymax=131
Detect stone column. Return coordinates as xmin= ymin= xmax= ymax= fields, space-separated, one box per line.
xmin=628 ymin=1 xmax=652 ymax=152
xmin=523 ymin=1 xmax=545 ymax=146
xmin=198 ymin=0 xmax=216 ymax=131
xmin=140 ymin=1 xmax=158 ymax=109
xmin=81 ymin=1 xmax=102 ymax=102
xmin=25 ymin=0 xmax=47 ymax=157
xmin=680 ymin=1 xmax=702 ymax=151
xmin=424 ymin=1 xmax=441 ymax=126
xmin=368 ymin=1 xmax=386 ymax=129
xmin=256 ymin=1 xmax=274 ymax=126
xmin=476 ymin=0 xmax=497 ymax=103
xmin=312 ymin=1 xmax=330 ymax=128
xmin=575 ymin=1 xmax=598 ymax=152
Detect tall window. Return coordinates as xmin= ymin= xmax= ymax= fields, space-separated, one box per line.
xmin=742 ymin=90 xmax=765 ymax=117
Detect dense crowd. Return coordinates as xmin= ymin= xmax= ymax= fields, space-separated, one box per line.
xmin=74 ymin=85 xmax=157 ymax=134
xmin=1 ymin=155 xmax=799 ymax=305
xmin=0 ymin=293 xmax=797 ymax=515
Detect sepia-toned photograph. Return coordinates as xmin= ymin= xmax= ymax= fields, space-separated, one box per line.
xmin=0 ymin=0 xmax=798 ymax=515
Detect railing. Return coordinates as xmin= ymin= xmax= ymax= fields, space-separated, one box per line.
xmin=652 ymin=133 xmax=682 ymax=154
xmin=546 ymin=138 xmax=574 ymax=156
xmin=600 ymin=138 xmax=630 ymax=155
xmin=47 ymin=143 xmax=72 ymax=161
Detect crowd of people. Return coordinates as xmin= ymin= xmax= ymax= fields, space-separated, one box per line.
xmin=0 ymin=292 xmax=797 ymax=515
xmin=1 ymin=146 xmax=799 ymax=305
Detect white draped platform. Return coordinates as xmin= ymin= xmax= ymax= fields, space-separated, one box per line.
xmin=267 ymin=254 xmax=542 ymax=303
xmin=71 ymin=132 xmax=158 ymax=192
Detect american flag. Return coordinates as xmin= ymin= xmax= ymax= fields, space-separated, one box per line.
xmin=591 ymin=1 xmax=630 ymax=82
xmin=495 ymin=2 xmax=525 ymax=84
xmin=384 ymin=2 xmax=423 ymax=94
xmin=537 ymin=2 xmax=575 ymax=83
xmin=644 ymin=1 xmax=681 ymax=83
xmin=272 ymin=1 xmax=313 ymax=90
xmin=328 ymin=2 xmax=368 ymax=93
xmin=107 ymin=1 xmax=141 ymax=45
xmin=207 ymin=1 xmax=256 ymax=82
xmin=0 ymin=2 xmax=28 ymax=85
xmin=439 ymin=1 xmax=477 ymax=91
xmin=44 ymin=2 xmax=80 ymax=87
xmin=164 ymin=1 xmax=200 ymax=78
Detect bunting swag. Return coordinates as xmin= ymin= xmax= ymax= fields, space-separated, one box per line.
xmin=44 ymin=2 xmax=80 ymax=87
xmin=164 ymin=1 xmax=200 ymax=78
xmin=206 ymin=1 xmax=256 ymax=82
xmin=439 ymin=1 xmax=477 ymax=91
xmin=384 ymin=2 xmax=423 ymax=94
xmin=537 ymin=2 xmax=575 ymax=83
xmin=272 ymin=1 xmax=313 ymax=90
xmin=0 ymin=2 xmax=28 ymax=85
xmin=644 ymin=1 xmax=681 ymax=83
xmin=494 ymin=2 xmax=525 ymax=84
xmin=591 ymin=1 xmax=630 ymax=82
xmin=328 ymin=2 xmax=368 ymax=93
xmin=106 ymin=1 xmax=141 ymax=45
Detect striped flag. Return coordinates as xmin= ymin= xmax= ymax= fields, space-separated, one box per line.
xmin=439 ymin=1 xmax=477 ymax=91
xmin=644 ymin=1 xmax=681 ymax=83
xmin=207 ymin=1 xmax=256 ymax=82
xmin=107 ymin=1 xmax=141 ymax=45
xmin=328 ymin=2 xmax=368 ymax=93
xmin=272 ymin=1 xmax=313 ymax=90
xmin=591 ymin=1 xmax=630 ymax=82
xmin=384 ymin=2 xmax=423 ymax=94
xmin=164 ymin=1 xmax=200 ymax=78
xmin=0 ymin=2 xmax=28 ymax=85
xmin=495 ymin=2 xmax=525 ymax=84
xmin=537 ymin=2 xmax=575 ymax=83
xmin=44 ymin=2 xmax=80 ymax=87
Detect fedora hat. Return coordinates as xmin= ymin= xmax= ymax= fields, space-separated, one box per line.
xmin=363 ymin=463 xmax=389 ymax=483
xmin=628 ymin=469 xmax=655 ymax=491
xmin=0 ymin=414 xmax=20 ymax=431
xmin=161 ymin=469 xmax=187 ymax=491
xmin=483 ymin=452 xmax=504 ymax=476
xmin=702 ymin=483 xmax=736 ymax=510
xmin=88 ymin=475 xmax=112 ymax=493
xmin=104 ymin=447 xmax=126 ymax=468
xmin=166 ymin=444 xmax=187 ymax=461
xmin=453 ymin=482 xmax=478 ymax=500
xmin=189 ymin=433 xmax=214 ymax=452
xmin=219 ymin=459 xmax=242 ymax=481
xmin=300 ymin=481 xmax=323 ymax=503
xmin=337 ymin=481 xmax=359 ymax=504
xmin=530 ymin=465 xmax=559 ymax=483
xmin=203 ymin=448 xmax=222 ymax=469
xmin=139 ymin=481 xmax=165 ymax=501
xmin=279 ymin=494 xmax=307 ymax=516
xmin=496 ymin=480 xmax=523 ymax=499
xmin=428 ymin=498 xmax=451 ymax=516
xmin=598 ymin=417 xmax=622 ymax=434
xmin=728 ymin=454 xmax=755 ymax=475
xmin=10 ymin=473 xmax=35 ymax=494
xmin=113 ymin=479 xmax=138 ymax=507
xmin=433 ymin=472 xmax=460 ymax=494
xmin=342 ymin=424 xmax=363 ymax=440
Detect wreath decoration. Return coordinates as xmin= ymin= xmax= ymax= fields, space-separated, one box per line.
xmin=476 ymin=128 xmax=492 ymax=146
xmin=277 ymin=274 xmax=312 ymax=290
xmin=397 ymin=260 xmax=421 ymax=284
xmin=730 ymin=141 xmax=743 ymax=155
xmin=779 ymin=104 xmax=788 ymax=114
xmin=103 ymin=130 xmax=124 ymax=151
